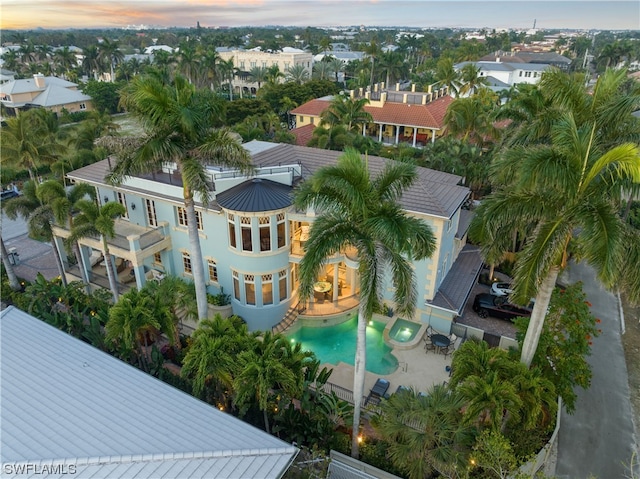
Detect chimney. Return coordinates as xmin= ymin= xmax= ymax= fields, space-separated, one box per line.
xmin=381 ymin=92 xmax=387 ymax=104
xmin=403 ymin=93 xmax=408 ymax=104
xmin=33 ymin=73 xmax=46 ymax=88
xmin=411 ymin=84 xmax=416 ymax=93
xmin=396 ymin=82 xmax=400 ymax=91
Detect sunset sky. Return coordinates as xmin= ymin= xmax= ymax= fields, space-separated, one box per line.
xmin=1 ymin=0 xmax=638 ymax=31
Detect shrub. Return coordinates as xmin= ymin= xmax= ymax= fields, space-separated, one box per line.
xmin=207 ymin=288 xmax=230 ymax=306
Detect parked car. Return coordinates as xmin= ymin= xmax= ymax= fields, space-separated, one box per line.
xmin=491 ymin=282 xmax=514 ymax=297
xmin=473 ymin=293 xmax=532 ymax=321
xmin=0 ymin=190 xmax=19 ymax=201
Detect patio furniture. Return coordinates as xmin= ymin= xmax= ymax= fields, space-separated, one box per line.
xmin=431 ymin=334 xmax=451 ymax=355
xmin=366 ymin=378 xmax=390 ymax=405
xmin=313 ymin=281 xmax=332 ymax=293
xmin=423 ymin=326 xmax=436 ymax=352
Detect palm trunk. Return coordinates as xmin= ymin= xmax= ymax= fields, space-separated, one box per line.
xmin=50 ymin=239 xmax=67 ymax=287
xmin=488 ymin=264 xmax=495 ymax=282
xmin=184 ymin=196 xmax=208 ymax=321
xmin=520 ymin=266 xmax=560 ymax=367
xmin=1 ymin=237 xmax=21 ymax=291
xmin=351 ymin=308 xmax=367 ymax=458
xmin=101 ymin=237 xmax=119 ymax=303
xmin=73 ymin=241 xmax=91 ymax=295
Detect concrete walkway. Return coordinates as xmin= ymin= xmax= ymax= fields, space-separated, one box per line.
xmin=555 ymin=261 xmax=638 ymax=479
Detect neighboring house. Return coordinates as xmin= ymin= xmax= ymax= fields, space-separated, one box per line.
xmin=58 ymin=141 xmax=481 ymax=335
xmin=291 ymin=82 xmax=453 ymax=147
xmin=143 ymin=44 xmax=175 ymax=55
xmin=0 ymin=73 xmax=93 ymax=116
xmin=217 ymin=47 xmax=313 ymax=96
xmin=313 ymin=51 xmax=365 ymax=64
xmin=454 ymin=60 xmax=550 ymax=88
xmin=0 ymin=68 xmax=16 ymax=84
xmin=0 ymin=306 xmax=298 ymax=479
xmin=479 ymin=50 xmax=572 ymax=70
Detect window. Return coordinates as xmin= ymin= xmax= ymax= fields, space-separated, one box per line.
xmin=154 ymin=252 xmax=162 ymax=264
xmin=277 ymin=213 xmax=286 ymax=248
xmin=208 ymin=259 xmax=218 ymax=282
xmin=262 ymin=274 xmax=273 ymax=305
xmin=241 ymin=216 xmax=252 ymax=252
xmin=232 ymin=270 xmax=240 ymax=300
xmin=259 ymin=216 xmax=271 ymax=251
xmin=519 ymin=71 xmax=523 ymax=77
xmin=117 ymin=192 xmax=128 ymax=219
xmin=279 ymin=269 xmax=288 ymax=301
xmin=310 ymin=117 xmax=314 ymax=125
xmin=228 ymin=213 xmax=237 ymax=248
xmin=79 ymin=103 xmax=86 ymax=110
xmin=177 ymin=206 xmax=202 ymax=230
xmin=145 ymin=199 xmax=157 ymax=227
xmin=182 ymin=252 xmax=192 ymax=275
xmin=240 ymin=61 xmax=245 ymax=69
xmin=245 ymin=274 xmax=256 ymax=305
xmin=284 ymin=62 xmax=290 ymax=69
xmin=250 ymin=61 xmax=256 ymax=68
xmin=525 ymin=71 xmax=532 ymax=78
xmin=262 ymin=61 xmax=267 ymax=68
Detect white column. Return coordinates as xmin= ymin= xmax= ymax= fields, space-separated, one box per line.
xmin=395 ymin=126 xmax=399 ymax=145
xmin=333 ymin=264 xmax=339 ymax=302
xmin=350 ymin=267 xmax=356 ymax=295
xmin=412 ymin=129 xmax=417 ymax=147
xmin=431 ymin=129 xmax=436 ymax=143
xmin=378 ymin=124 xmax=383 ymax=142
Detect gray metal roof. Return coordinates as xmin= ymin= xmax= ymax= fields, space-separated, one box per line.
xmin=216 ymin=178 xmax=293 ymax=212
xmin=427 ymin=244 xmax=483 ymax=315
xmin=0 ymin=307 xmax=297 ymax=479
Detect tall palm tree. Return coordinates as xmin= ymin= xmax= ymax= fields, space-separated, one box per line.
xmin=312 ymin=61 xmax=332 ymax=81
xmin=2 ymin=180 xmax=68 ymax=286
xmin=70 ymin=200 xmax=126 ymax=303
xmin=458 ymin=63 xmax=488 ymax=96
xmin=320 ymin=95 xmax=373 ymax=135
xmin=435 ymin=57 xmax=460 ymax=96
xmin=294 ymin=149 xmax=437 ymax=457
xmin=249 ymin=66 xmax=268 ymax=90
xmin=443 ymin=95 xmax=498 ymax=146
xmin=37 ymin=180 xmax=96 ymax=293
xmin=109 ymin=75 xmax=254 ymax=321
xmin=328 ymin=57 xmax=344 ymax=85
xmin=82 ymin=45 xmax=103 ymax=80
xmin=364 ymin=39 xmax=381 ymax=89
xmin=471 ymin=69 xmax=640 ymax=367
xmin=378 ymin=51 xmax=407 ymax=87
xmin=54 ymin=46 xmax=78 ymax=77
xmin=98 ymin=39 xmax=124 ymax=83
xmin=0 ymin=110 xmax=64 ymax=183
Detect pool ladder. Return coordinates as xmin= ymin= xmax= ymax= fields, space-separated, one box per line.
xmin=399 ymin=361 xmax=408 ymax=373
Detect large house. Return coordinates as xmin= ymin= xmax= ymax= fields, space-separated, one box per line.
xmin=217 ymin=47 xmax=313 ymax=97
xmin=291 ymin=82 xmax=454 ymax=148
xmin=454 ymin=60 xmax=551 ymax=91
xmin=57 ymin=142 xmax=481 ymax=335
xmin=0 ymin=306 xmax=298 ymax=479
xmin=0 ymin=73 xmax=93 ymax=116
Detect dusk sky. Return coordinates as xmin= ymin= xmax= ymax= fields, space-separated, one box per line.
xmin=1 ymin=0 xmax=639 ymax=31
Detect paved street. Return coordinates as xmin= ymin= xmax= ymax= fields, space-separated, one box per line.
xmin=555 ymin=261 xmax=638 ymax=479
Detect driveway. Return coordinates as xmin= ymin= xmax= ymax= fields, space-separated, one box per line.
xmin=555 ymin=261 xmax=638 ymax=479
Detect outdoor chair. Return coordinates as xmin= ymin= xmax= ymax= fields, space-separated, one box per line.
xmin=366 ymin=378 xmax=390 ymax=405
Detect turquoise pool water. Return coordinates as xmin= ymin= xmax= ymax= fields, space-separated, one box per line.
xmin=287 ymin=315 xmax=398 ymax=375
xmin=389 ymin=318 xmax=421 ymax=343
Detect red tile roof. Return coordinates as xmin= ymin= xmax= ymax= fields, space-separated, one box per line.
xmin=291 ymin=95 xmax=454 ymax=130
xmin=290 ymin=124 xmax=315 ymax=146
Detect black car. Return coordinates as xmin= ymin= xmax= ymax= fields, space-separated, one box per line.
xmin=472 ymin=293 xmax=532 ymax=321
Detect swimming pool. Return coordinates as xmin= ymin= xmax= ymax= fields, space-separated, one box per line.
xmin=286 ymin=315 xmax=398 ymax=375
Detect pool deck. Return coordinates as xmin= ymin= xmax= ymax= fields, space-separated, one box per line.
xmin=321 ymin=329 xmax=452 ymax=397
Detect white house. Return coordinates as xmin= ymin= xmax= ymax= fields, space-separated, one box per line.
xmin=0 ymin=306 xmax=298 ymax=479
xmin=454 ymin=60 xmax=550 ymax=89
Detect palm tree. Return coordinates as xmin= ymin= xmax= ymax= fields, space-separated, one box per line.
xmin=364 ymin=39 xmax=381 ymax=89
xmin=265 ymin=64 xmax=284 ymax=85
xmin=2 ymin=180 xmax=68 ymax=286
xmin=294 ymin=149 xmax=437 ymax=457
xmin=106 ymin=288 xmax=164 ymax=371
xmin=458 ymin=63 xmax=488 ymax=96
xmin=320 ymin=94 xmax=373 ymax=135
xmin=37 ymin=180 xmax=96 ymax=293
xmin=312 ymin=61 xmax=332 ymax=81
xmin=0 ymin=110 xmax=64 ymax=183
xmin=54 ymin=46 xmax=78 ymax=77
xmin=70 ymin=200 xmax=126 ymax=303
xmin=435 ymin=57 xmax=460 ymax=96
xmin=443 ymin=95 xmax=498 ymax=146
xmin=285 ymin=64 xmax=309 ymax=85
xmin=378 ymin=51 xmax=407 ymax=87
xmin=81 ymin=45 xmax=103 ymax=80
xmin=177 ymin=43 xmax=200 ymax=84
xmin=328 ymin=57 xmax=344 ymax=85
xmin=372 ymin=384 xmax=473 ymax=478
xmin=249 ymin=66 xmax=268 ymax=90
xmin=109 ymin=75 xmax=254 ymax=321
xmin=233 ymin=332 xmax=299 ymax=433
xmin=471 ymin=69 xmax=640 ymax=367
xmin=98 ymin=39 xmax=124 ymax=83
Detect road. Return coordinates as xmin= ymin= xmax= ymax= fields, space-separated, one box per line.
xmin=555 ymin=261 xmax=638 ymax=479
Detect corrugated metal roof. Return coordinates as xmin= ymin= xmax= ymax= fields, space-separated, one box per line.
xmin=0 ymin=307 xmax=297 ymax=479
xmin=216 ymin=178 xmax=292 ymax=212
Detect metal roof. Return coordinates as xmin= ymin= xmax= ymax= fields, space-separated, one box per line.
xmin=216 ymin=178 xmax=293 ymax=212
xmin=0 ymin=307 xmax=297 ymax=479
xmin=426 ymin=244 xmax=483 ymax=315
